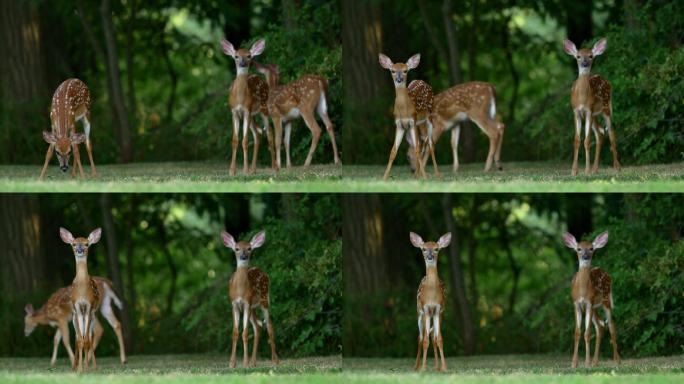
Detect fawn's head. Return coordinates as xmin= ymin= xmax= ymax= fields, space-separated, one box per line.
xmin=221 ymin=230 xmax=265 ymax=268
xmin=410 ymin=231 xmax=451 ymax=267
xmin=60 ymin=227 xmax=101 ymax=261
xmin=563 ymin=231 xmax=609 ymax=268
xmin=254 ymin=61 xmax=280 ymax=89
xmin=42 ymin=131 xmax=86 ymax=172
xmin=23 ymin=303 xmax=38 ymax=336
xmin=379 ymin=53 xmax=420 ymax=87
xmin=563 ymin=38 xmax=607 ymax=74
xmin=221 ymin=38 xmax=265 ymax=74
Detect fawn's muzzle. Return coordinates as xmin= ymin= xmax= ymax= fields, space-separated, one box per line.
xmin=60 ymin=165 xmax=68 ymax=172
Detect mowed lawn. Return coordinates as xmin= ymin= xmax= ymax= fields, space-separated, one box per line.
xmin=0 ymin=162 xmax=343 ymax=193
xmin=342 ymin=162 xmax=684 ymax=192
xmin=0 ymin=161 xmax=683 ymax=192
xmin=0 ymin=354 xmax=682 ymax=384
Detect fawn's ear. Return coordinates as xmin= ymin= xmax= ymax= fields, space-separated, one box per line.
xmin=71 ymin=133 xmax=86 ymax=145
xmin=437 ymin=232 xmax=452 ymax=249
xmin=25 ymin=303 xmax=34 ymax=315
xmin=592 ymin=38 xmax=607 ymax=56
xmin=563 ymin=39 xmax=578 ymax=56
xmin=250 ymin=231 xmax=266 ymax=249
xmin=60 ymin=227 xmax=74 ymax=244
xmin=43 ymin=131 xmax=57 ymax=144
xmin=88 ymin=228 xmax=102 ymax=244
xmin=221 ymin=230 xmax=236 ymax=250
xmin=592 ymin=231 xmax=609 ymax=249
xmin=406 ymin=53 xmax=421 ymax=70
xmin=378 ymin=53 xmax=393 ymax=69
xmin=562 ymin=232 xmax=578 ymax=249
xmin=249 ymin=39 xmax=265 ymax=56
xmin=221 ymin=39 xmax=236 ymax=57
xmin=409 ymin=232 xmax=424 ymax=248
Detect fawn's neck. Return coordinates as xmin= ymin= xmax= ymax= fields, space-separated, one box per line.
xmin=74 ymin=260 xmax=90 ymax=282
xmin=31 ymin=307 xmax=49 ymax=324
xmin=425 ymin=266 xmax=439 ymax=283
xmin=576 ymin=265 xmax=592 ymax=295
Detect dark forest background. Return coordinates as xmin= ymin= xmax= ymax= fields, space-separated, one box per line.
xmin=0 ymin=0 xmax=341 ymax=166
xmin=0 ymin=194 xmax=341 ymax=357
xmin=343 ymin=0 xmax=684 ymax=166
xmin=343 ymin=194 xmax=684 ymax=357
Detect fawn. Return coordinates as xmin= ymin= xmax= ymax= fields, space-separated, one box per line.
xmin=61 ymin=227 xmax=102 ymax=372
xmin=24 ymin=277 xmax=127 ymax=366
xmin=563 ymin=38 xmax=620 ymax=175
xmin=408 ymin=82 xmax=503 ymax=173
xmin=221 ymin=230 xmax=278 ymax=368
xmin=563 ymin=231 xmax=621 ymax=368
xmin=253 ymin=62 xmax=341 ymax=169
xmin=379 ymin=53 xmax=440 ymax=180
xmin=221 ymin=38 xmax=273 ymax=175
xmin=40 ymin=78 xmax=97 ymax=180
xmin=410 ymin=231 xmax=451 ymax=372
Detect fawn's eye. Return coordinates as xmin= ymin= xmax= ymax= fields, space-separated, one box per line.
xmin=576 ymin=248 xmax=581 ymax=252
xmin=576 ymin=56 xmax=580 ymax=59
xmin=247 ymin=55 xmax=251 ymax=59
xmin=589 ymin=248 xmax=594 ymax=251
xmin=589 ymin=55 xmax=593 ymax=59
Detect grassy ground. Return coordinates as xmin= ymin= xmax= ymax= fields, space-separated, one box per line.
xmin=0 ymin=354 xmax=681 ymax=383
xmin=0 ymin=163 xmax=342 ymax=193
xmin=341 ymin=162 xmax=684 ymax=192
xmin=0 ymin=161 xmax=682 ymax=192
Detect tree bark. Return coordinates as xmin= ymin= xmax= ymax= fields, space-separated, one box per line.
xmin=441 ymin=194 xmax=476 ymax=355
xmin=341 ymin=0 xmax=385 ymax=164
xmin=99 ymin=194 xmax=134 ymax=350
xmin=0 ymin=0 xmax=46 ymax=163
xmin=100 ymin=0 xmax=134 ymax=163
xmin=0 ymin=196 xmax=45 ymax=294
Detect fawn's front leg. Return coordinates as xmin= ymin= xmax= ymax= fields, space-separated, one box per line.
xmin=583 ymin=303 xmax=592 ymax=368
xmin=383 ymin=123 xmax=405 ymax=180
xmin=583 ymin=112 xmax=592 ymax=175
xmin=572 ymin=303 xmax=581 ymax=368
xmin=572 ymin=111 xmax=582 ymax=176
xmin=242 ymin=113 xmax=250 ymax=174
xmin=249 ymin=309 xmax=261 ymax=367
xmin=230 ymin=303 xmax=240 ymax=368
xmin=435 ymin=311 xmax=447 ymax=372
xmin=242 ymin=301 xmax=250 ymax=367
xmin=230 ymin=112 xmax=240 ymax=176
xmin=414 ymin=312 xmax=424 ymax=371
xmin=591 ymin=309 xmax=604 ymax=366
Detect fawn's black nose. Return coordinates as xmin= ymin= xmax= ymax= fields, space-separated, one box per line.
xmin=60 ymin=165 xmax=68 ymax=172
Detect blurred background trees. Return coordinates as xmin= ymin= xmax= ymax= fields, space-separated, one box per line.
xmin=343 ymin=0 xmax=684 ymax=166
xmin=343 ymin=194 xmax=684 ymax=357
xmin=0 ymin=0 xmax=341 ymax=166
xmin=0 ymin=193 xmax=341 ymax=358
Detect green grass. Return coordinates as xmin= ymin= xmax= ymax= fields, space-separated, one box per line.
xmin=0 ymin=162 xmax=343 ymax=193
xmin=0 ymin=354 xmax=681 ymax=383
xmin=1 ymin=161 xmax=683 ymax=192
xmin=341 ymin=162 xmax=684 ymax=192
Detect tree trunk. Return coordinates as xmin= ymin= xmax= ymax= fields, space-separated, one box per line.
xmin=342 ymin=0 xmax=385 ymax=164
xmin=99 ymin=194 xmax=134 ymax=350
xmin=100 ymin=0 xmax=133 ymax=163
xmin=125 ymin=0 xmax=137 ymax=113
xmin=342 ymin=194 xmax=388 ymax=297
xmin=566 ymin=0 xmax=593 ymax=46
xmin=441 ymin=194 xmax=476 ymax=355
xmin=565 ymin=194 xmax=594 ymax=241
xmin=0 ymin=195 xmax=45 ymax=294
xmin=0 ymin=0 xmax=46 ymax=163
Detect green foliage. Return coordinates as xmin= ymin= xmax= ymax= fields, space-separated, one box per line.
xmin=181 ymin=195 xmax=342 ymax=357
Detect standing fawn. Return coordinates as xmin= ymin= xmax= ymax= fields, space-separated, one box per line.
xmin=254 ymin=62 xmax=341 ymax=170
xmin=24 ymin=277 xmax=127 ymax=366
xmin=40 ymin=78 xmax=97 ymax=180
xmin=410 ymin=231 xmax=451 ymax=372
xmin=61 ymin=227 xmax=102 ymax=372
xmin=221 ymin=230 xmax=278 ymax=368
xmin=563 ymin=231 xmax=620 ymax=368
xmin=563 ymin=38 xmax=620 ymax=175
xmin=409 ymin=82 xmax=503 ymax=173
xmin=221 ymin=38 xmax=273 ymax=175
xmin=379 ymin=53 xmax=439 ymax=180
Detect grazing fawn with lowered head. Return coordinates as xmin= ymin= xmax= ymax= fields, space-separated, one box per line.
xmin=61 ymin=227 xmax=102 ymax=372
xmin=378 ymin=54 xmax=439 ymax=180
xmin=24 ymin=277 xmax=127 ymax=366
xmin=221 ymin=38 xmax=273 ymax=175
xmin=222 ymin=230 xmax=278 ymax=368
xmin=563 ymin=231 xmax=620 ymax=368
xmin=410 ymin=82 xmax=503 ymax=173
xmin=254 ymin=62 xmax=341 ymax=170
xmin=40 ymin=78 xmax=97 ymax=180
xmin=410 ymin=231 xmax=451 ymax=372
xmin=563 ymin=38 xmax=620 ymax=175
